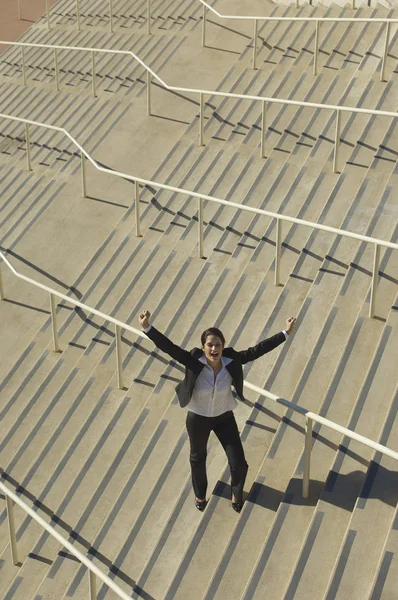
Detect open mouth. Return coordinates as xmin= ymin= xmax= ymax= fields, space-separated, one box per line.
xmin=210 ymin=352 xmax=219 ymax=358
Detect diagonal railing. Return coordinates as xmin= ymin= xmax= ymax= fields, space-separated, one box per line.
xmin=0 ymin=480 xmax=134 ymax=599
xmin=1 ymin=39 xmax=398 ymax=170
xmin=1 ymin=111 xmax=397 ymax=319
xmin=200 ymin=0 xmax=398 ymax=79
xmin=17 ymin=0 xmax=153 ymax=34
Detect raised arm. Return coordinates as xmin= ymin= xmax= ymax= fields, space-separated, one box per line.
xmin=139 ymin=310 xmax=191 ymax=366
xmin=238 ymin=317 xmax=296 ymax=364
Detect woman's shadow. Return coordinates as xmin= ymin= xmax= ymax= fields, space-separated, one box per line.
xmin=214 ymin=464 xmax=398 ymax=513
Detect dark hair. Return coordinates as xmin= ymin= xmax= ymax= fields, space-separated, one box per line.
xmin=201 ymin=327 xmax=226 ymax=347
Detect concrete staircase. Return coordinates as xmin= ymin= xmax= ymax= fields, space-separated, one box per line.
xmin=0 ymin=1 xmax=397 ymax=599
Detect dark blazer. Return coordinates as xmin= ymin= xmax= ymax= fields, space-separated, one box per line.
xmin=145 ymin=326 xmax=286 ymax=408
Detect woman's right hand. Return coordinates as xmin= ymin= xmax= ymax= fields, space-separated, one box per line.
xmin=139 ymin=310 xmax=151 ymax=329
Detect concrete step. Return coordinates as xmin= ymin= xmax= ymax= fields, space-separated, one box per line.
xmin=0 ymin=175 xmax=67 ymax=251
xmin=368 ymin=503 xmax=398 ymax=600
xmin=0 ymin=164 xmax=49 ymax=233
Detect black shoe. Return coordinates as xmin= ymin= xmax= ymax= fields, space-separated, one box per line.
xmin=232 ymin=501 xmax=242 ymax=513
xmin=195 ymin=498 xmax=208 ymax=511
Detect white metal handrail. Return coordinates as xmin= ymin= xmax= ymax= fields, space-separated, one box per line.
xmin=1 ymin=110 xmax=397 ymax=319
xmin=1 ymin=39 xmax=397 ymax=172
xmin=244 ymin=381 xmax=398 ymax=499
xmin=200 ymin=0 xmax=398 ymax=79
xmin=0 ymin=480 xmax=133 ymax=599
xmin=0 ymin=250 xmax=144 ymax=389
xmin=17 ymin=0 xmax=152 ymax=34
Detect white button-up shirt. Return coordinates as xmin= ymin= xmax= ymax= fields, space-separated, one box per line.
xmin=186 ymin=354 xmax=238 ymax=417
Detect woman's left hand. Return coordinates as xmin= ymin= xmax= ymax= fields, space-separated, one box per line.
xmin=285 ymin=317 xmax=297 ymax=335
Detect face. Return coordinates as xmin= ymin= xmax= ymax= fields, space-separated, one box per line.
xmin=202 ymin=334 xmax=224 ymax=365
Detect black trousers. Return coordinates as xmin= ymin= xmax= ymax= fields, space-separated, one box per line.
xmin=186 ymin=410 xmax=248 ymax=504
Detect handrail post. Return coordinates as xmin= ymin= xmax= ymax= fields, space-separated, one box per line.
xmin=54 ymin=48 xmax=60 ymax=91
xmin=76 ymin=0 xmax=81 ymax=31
xmin=303 ymin=416 xmax=312 ymax=499
xmin=198 ymin=197 xmax=204 ymax=258
xmin=147 ymin=71 xmax=152 ymax=116
xmin=380 ymin=22 xmax=391 ymax=83
xmin=261 ymin=100 xmax=267 ymax=158
xmin=0 ymin=262 xmax=4 ymax=300
xmin=6 ymin=496 xmax=19 ymax=566
xmin=147 ymin=0 xmax=151 ymax=35
xmin=252 ymin=19 xmax=258 ymax=70
xmin=89 ymin=570 xmax=97 ymax=600
xmin=199 ymin=92 xmax=204 ymax=146
xmin=109 ymin=0 xmax=113 ymax=32
xmin=295 ymin=0 xmax=300 ymax=8
xmin=81 ymin=151 xmax=87 ymax=197
xmin=25 ymin=123 xmax=32 ymax=171
xmin=115 ymin=325 xmax=124 ymax=389
xmin=352 ymin=0 xmax=356 ymax=9
xmin=18 ymin=0 xmax=22 ymax=20
xmin=50 ymin=293 xmax=60 ymax=352
xmin=333 ymin=109 xmax=341 ymax=174
xmin=92 ymin=51 xmax=97 ymax=98
xmin=275 ymin=218 xmax=282 ymax=286
xmin=202 ymin=4 xmax=207 ymax=47
xmin=313 ymin=20 xmax=319 ymax=76
xmin=21 ymin=46 xmax=27 ymax=86
xmin=369 ymin=244 xmax=380 ymax=318
xmin=46 ymin=0 xmax=50 ymax=29
xmin=135 ymin=181 xmax=141 ymax=237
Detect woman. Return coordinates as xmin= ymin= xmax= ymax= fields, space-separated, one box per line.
xmin=139 ymin=310 xmax=296 ymax=512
